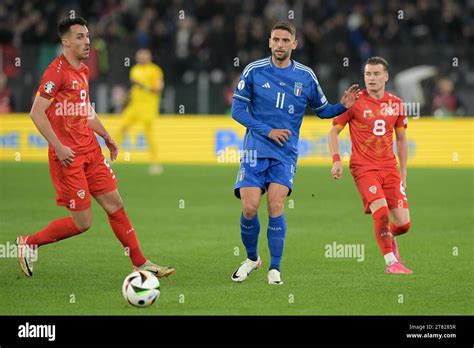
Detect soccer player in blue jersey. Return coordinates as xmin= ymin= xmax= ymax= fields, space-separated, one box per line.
xmin=230 ymin=21 xmax=360 ymax=284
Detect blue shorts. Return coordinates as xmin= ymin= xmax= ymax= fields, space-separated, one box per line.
xmin=234 ymin=158 xmax=296 ymax=199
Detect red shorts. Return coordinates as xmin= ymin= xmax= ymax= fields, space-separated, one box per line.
xmin=49 ymin=146 xmax=118 ymax=211
xmin=353 ymin=170 xmax=409 ymax=214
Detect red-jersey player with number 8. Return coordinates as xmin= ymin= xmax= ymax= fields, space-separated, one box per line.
xmin=15 ymin=17 xmax=174 ymax=279
xmin=328 ymin=57 xmax=413 ymax=274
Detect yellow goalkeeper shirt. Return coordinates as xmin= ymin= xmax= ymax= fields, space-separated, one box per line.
xmin=129 ymin=63 xmax=163 ymax=110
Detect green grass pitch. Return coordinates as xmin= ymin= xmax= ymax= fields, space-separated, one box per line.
xmin=0 ymin=162 xmax=472 ymax=315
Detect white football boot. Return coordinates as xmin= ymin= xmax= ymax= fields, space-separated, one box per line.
xmin=268 ymin=269 xmax=283 ymax=285
xmin=231 ymin=256 xmax=262 ymax=282
xmin=16 ymin=235 xmax=38 ymax=277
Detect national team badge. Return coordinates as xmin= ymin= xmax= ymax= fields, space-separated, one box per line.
xmin=77 ymin=189 xmax=86 ymax=199
xmin=294 ymin=82 xmax=303 ymax=96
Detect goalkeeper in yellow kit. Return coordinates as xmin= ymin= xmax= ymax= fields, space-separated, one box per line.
xmin=116 ymin=48 xmax=164 ymax=174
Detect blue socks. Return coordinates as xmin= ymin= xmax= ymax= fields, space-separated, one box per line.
xmin=240 ymin=213 xmax=287 ymax=270
xmin=240 ymin=213 xmax=260 ymax=261
xmin=267 ymin=214 xmax=286 ymax=271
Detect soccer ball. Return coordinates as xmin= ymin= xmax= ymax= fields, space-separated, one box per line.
xmin=122 ymin=270 xmax=160 ymax=307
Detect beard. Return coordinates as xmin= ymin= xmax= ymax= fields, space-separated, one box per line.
xmin=273 ymin=49 xmax=289 ymax=61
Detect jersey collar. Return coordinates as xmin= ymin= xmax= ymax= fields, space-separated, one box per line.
xmin=269 ymin=56 xmax=294 ymax=71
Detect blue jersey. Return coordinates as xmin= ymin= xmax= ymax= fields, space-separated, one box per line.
xmin=232 ymin=56 xmax=345 ymax=165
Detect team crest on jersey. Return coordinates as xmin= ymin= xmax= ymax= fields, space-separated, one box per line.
xmin=294 ymin=82 xmax=303 ymax=96
xmin=369 ymin=186 xmax=377 ymax=194
xmin=44 ymin=81 xmax=55 ymax=94
xmin=77 ymin=189 xmax=86 ymax=199
xmin=238 ymin=80 xmax=245 ymax=90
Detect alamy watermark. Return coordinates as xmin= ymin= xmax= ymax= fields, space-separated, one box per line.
xmin=217 ymin=148 xmax=258 ymax=167
xmin=325 ymin=241 xmax=365 ymax=262
xmin=0 ymin=241 xmax=38 ymax=261
xmin=380 ymin=100 xmax=420 ymax=119
xmin=54 ymin=100 xmax=96 ymax=119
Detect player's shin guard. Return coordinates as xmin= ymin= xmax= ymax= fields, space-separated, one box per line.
xmin=267 ymin=214 xmax=286 ymax=271
xmin=26 ymin=217 xmax=82 ymax=247
xmin=390 ymin=221 xmax=411 ymax=236
xmin=240 ymin=213 xmax=260 ymax=261
xmin=372 ymin=206 xmax=396 ymax=264
xmin=107 ymin=207 xmax=146 ymax=267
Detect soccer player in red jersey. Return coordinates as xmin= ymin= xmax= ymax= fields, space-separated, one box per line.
xmin=328 ymin=57 xmax=413 ymax=274
xmin=16 ymin=17 xmax=174 ymax=278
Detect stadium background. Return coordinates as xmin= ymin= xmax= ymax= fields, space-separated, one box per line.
xmin=0 ymin=0 xmax=473 ymax=316
xmin=0 ymin=0 xmax=472 ymax=165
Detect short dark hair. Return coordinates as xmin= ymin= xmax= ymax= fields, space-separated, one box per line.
xmin=58 ymin=16 xmax=88 ymax=38
xmin=366 ymin=56 xmax=389 ymax=71
xmin=271 ymin=21 xmax=296 ymax=37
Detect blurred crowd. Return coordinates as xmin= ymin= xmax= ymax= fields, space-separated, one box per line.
xmin=0 ymin=0 xmax=473 ymax=114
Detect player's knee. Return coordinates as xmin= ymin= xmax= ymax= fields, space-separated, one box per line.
xmin=110 ymin=200 xmax=124 ymax=214
xmin=267 ymin=200 xmax=284 ymax=217
xmin=105 ymin=196 xmax=124 ymax=214
xmin=242 ymin=201 xmax=259 ymax=219
xmin=78 ymin=224 xmax=91 ymax=232
xmin=73 ymin=218 xmax=92 ymax=232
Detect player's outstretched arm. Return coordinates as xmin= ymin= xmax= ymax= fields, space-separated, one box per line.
xmin=328 ymin=125 xmax=344 ymax=179
xmin=30 ymin=95 xmax=75 ymax=166
xmin=395 ymin=127 xmax=408 ymax=188
xmin=87 ymin=105 xmax=118 ymax=161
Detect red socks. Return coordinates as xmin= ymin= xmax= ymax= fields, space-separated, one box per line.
xmin=372 ymin=206 xmax=392 ymax=255
xmin=390 ymin=222 xmax=411 ymax=236
xmin=107 ymin=207 xmax=146 ymax=267
xmin=26 ymin=208 xmax=146 ymax=267
xmin=27 ymin=217 xmax=82 ymax=247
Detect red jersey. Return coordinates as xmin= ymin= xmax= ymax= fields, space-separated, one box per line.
xmin=36 ymin=54 xmax=98 ymax=159
xmin=333 ymin=89 xmax=407 ymax=177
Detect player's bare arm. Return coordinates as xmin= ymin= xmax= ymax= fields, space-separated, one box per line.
xmin=395 ymin=127 xmax=408 ymax=188
xmin=328 ymin=125 xmax=344 ymax=179
xmin=29 ymin=95 xmax=75 ymax=167
xmin=88 ymin=105 xmax=118 ymax=161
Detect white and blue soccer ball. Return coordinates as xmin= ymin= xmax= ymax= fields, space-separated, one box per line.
xmin=122 ymin=270 xmax=160 ymax=307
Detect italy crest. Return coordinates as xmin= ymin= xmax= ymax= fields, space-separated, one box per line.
xmin=294 ymin=82 xmax=302 ymax=96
